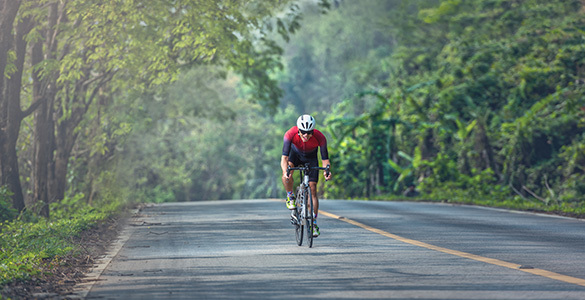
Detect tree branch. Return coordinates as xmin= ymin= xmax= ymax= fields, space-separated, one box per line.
xmin=21 ymin=96 xmax=45 ymax=117
xmin=522 ymin=185 xmax=547 ymax=203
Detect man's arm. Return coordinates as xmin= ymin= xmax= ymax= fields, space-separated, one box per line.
xmin=322 ymin=159 xmax=331 ymax=181
xmin=281 ymin=155 xmax=290 ymax=179
xmin=317 ymin=131 xmax=331 ymax=181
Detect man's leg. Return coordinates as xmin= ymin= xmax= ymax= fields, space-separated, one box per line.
xmin=309 ymin=182 xmax=319 ymax=216
xmin=309 ymin=182 xmax=320 ymax=236
xmin=283 ymin=162 xmax=296 ymax=209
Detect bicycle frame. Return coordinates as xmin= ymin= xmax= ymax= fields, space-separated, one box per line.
xmin=298 ymin=166 xmax=311 ymax=226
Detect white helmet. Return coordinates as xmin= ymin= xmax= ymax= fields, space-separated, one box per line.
xmin=297 ymin=114 xmax=315 ymax=131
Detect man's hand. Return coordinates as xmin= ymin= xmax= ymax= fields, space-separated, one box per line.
xmin=324 ymin=170 xmax=331 ymax=181
xmin=322 ymin=162 xmax=331 ymax=181
xmin=283 ymin=170 xmax=291 ymax=182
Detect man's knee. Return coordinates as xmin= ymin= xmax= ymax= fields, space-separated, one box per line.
xmin=309 ymin=182 xmax=318 ymax=192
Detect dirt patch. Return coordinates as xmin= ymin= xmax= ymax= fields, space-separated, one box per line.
xmin=0 ymin=215 xmax=127 ymax=299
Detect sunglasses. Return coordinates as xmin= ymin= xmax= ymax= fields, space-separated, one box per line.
xmin=299 ymin=130 xmax=314 ymax=135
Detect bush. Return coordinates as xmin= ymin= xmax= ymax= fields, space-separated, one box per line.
xmin=0 ymin=194 xmax=120 ymax=286
xmin=0 ymin=186 xmax=17 ymax=223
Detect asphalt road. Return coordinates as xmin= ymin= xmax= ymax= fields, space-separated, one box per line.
xmin=85 ymin=199 xmax=585 ymax=299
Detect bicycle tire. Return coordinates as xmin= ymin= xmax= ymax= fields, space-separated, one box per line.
xmin=294 ymin=188 xmax=303 ymax=246
xmin=306 ymin=186 xmax=314 ymax=248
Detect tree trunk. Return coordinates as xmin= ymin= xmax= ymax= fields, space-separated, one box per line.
xmin=0 ymin=149 xmax=25 ymax=211
xmin=31 ymin=2 xmax=59 ymax=217
xmin=474 ymin=117 xmax=500 ymax=180
xmin=51 ymin=116 xmax=78 ymax=203
xmin=419 ymin=128 xmax=435 ymax=179
xmin=0 ymin=0 xmax=25 ymax=212
xmin=51 ymin=82 xmax=95 ymax=202
xmin=33 ymin=100 xmax=51 ymax=217
xmin=32 ymin=42 xmax=57 ymax=217
xmin=0 ymin=0 xmax=21 ymax=98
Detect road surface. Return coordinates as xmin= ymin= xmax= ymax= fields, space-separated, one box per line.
xmin=84 ymin=199 xmax=585 ymax=299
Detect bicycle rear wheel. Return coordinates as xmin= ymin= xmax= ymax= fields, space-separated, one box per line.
xmin=306 ymin=187 xmax=314 ymax=248
xmin=294 ymin=188 xmax=303 ymax=246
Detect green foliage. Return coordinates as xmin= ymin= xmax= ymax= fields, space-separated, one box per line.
xmin=0 ymin=186 xmax=17 ymax=223
xmin=279 ymin=0 xmax=398 ymax=114
xmin=1 ymin=0 xmax=311 ymax=220
xmin=112 ymin=65 xmax=289 ymax=202
xmin=421 ymin=165 xmax=504 ymax=199
xmin=325 ymin=90 xmax=405 ymax=197
xmin=274 ymin=0 xmax=585 ymax=215
xmin=8 ymin=0 xmax=583 ymax=221
xmin=0 ymin=195 xmax=119 ymax=286
xmin=96 ymin=0 xmax=585 ymax=217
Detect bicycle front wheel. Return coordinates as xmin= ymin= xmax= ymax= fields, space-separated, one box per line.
xmin=306 ymin=187 xmax=314 ymax=248
xmin=294 ymin=187 xmax=303 ymax=246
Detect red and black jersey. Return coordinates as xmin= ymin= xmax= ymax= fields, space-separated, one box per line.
xmin=282 ymin=126 xmax=329 ymax=160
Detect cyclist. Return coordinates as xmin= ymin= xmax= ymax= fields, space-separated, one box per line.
xmin=281 ymin=114 xmax=331 ymax=237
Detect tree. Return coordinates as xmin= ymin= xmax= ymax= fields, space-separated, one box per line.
xmin=281 ymin=0 xmax=585 ymax=204
xmin=1 ymin=0 xmax=313 ymax=216
xmin=0 ymin=0 xmax=37 ymax=212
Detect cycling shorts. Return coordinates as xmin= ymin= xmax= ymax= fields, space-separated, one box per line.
xmin=288 ymin=148 xmax=320 ymax=183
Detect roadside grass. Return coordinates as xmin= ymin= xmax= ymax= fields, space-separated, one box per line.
xmin=371 ymin=189 xmax=585 ymax=219
xmin=0 ymin=198 xmax=121 ymax=289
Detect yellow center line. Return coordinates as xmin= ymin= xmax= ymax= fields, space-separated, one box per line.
xmin=320 ymin=210 xmax=585 ymax=287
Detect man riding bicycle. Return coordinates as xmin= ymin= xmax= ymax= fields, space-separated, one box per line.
xmin=281 ymin=114 xmax=331 ymax=237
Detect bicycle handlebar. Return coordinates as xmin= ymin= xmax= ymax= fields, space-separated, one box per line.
xmin=287 ymin=164 xmax=330 ymax=179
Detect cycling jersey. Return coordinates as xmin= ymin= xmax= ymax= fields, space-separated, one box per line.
xmin=282 ymin=126 xmax=328 ymax=183
xmin=282 ymin=126 xmax=329 ymax=160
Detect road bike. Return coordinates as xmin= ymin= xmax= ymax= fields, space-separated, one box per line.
xmin=287 ymin=163 xmax=330 ymax=248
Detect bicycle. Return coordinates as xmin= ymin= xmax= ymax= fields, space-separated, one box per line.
xmin=287 ymin=163 xmax=330 ymax=248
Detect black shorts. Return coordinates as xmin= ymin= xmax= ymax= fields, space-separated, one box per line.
xmin=288 ymin=149 xmax=320 ymax=183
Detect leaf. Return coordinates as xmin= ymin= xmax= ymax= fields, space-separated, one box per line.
xmin=397 ymin=151 xmax=413 ymax=162
xmin=387 ymin=159 xmax=404 ymax=173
